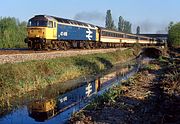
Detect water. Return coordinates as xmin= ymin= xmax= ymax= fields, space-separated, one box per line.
xmin=0 ymin=58 xmax=141 ymax=124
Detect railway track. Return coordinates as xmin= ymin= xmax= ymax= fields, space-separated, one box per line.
xmin=0 ymin=48 xmax=126 ymax=64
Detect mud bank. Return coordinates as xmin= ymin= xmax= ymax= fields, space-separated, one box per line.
xmin=70 ymin=54 xmax=180 ymax=124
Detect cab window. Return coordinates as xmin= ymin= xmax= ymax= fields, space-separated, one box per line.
xmin=54 ymin=22 xmax=56 ymax=28
xmin=48 ymin=21 xmax=53 ymax=28
xmin=28 ymin=20 xmax=47 ymax=27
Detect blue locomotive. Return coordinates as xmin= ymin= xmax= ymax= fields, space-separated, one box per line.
xmin=25 ymin=15 xmax=99 ymax=50
xmin=28 ymin=79 xmax=99 ymax=122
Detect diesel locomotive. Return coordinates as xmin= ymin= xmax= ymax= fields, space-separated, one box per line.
xmin=27 ymin=71 xmax=120 ymax=121
xmin=25 ymin=15 xmax=157 ymax=50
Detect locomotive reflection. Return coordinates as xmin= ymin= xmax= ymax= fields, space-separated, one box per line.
xmin=27 ymin=69 xmax=129 ymax=122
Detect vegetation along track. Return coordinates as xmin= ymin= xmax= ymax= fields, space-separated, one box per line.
xmin=0 ymin=48 xmax=126 ymax=64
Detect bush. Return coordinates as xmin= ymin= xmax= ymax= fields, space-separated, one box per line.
xmin=168 ymin=22 xmax=180 ymax=47
xmin=0 ymin=17 xmax=27 ymax=48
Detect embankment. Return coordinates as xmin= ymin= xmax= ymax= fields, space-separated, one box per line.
xmin=0 ymin=49 xmax=135 ymax=101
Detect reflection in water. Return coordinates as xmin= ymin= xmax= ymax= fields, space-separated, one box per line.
xmin=0 ymin=59 xmax=140 ymax=124
xmin=27 ymin=63 xmax=138 ymax=123
xmin=27 ymin=79 xmax=97 ymax=122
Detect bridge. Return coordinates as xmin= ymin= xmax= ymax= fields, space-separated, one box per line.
xmin=140 ymin=34 xmax=168 ymax=42
xmin=142 ymin=47 xmax=165 ymax=58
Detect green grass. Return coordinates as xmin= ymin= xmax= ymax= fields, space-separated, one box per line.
xmin=84 ymin=75 xmax=136 ymax=111
xmin=0 ymin=49 xmax=134 ymax=99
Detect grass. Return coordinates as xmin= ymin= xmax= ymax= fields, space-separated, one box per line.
xmin=85 ymin=87 xmax=123 ymax=110
xmin=143 ymin=64 xmax=158 ymax=71
xmin=85 ymin=73 xmax=138 ymax=111
xmin=0 ymin=49 xmax=134 ymax=100
xmin=161 ymin=63 xmax=180 ymax=96
xmin=72 ymin=49 xmax=180 ymax=123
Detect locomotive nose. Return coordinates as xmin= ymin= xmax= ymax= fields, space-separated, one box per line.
xmin=28 ymin=28 xmax=45 ymax=38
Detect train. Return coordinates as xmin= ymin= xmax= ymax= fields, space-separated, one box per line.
xmin=24 ymin=15 xmax=159 ymax=50
xmin=27 ymin=71 xmax=122 ymax=121
xmin=28 ymin=79 xmax=98 ymax=121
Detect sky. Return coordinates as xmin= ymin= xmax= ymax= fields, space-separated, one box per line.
xmin=0 ymin=0 xmax=179 ymax=33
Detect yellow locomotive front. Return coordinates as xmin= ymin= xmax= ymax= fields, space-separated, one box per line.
xmin=28 ymin=99 xmax=56 ymax=121
xmin=25 ymin=15 xmax=57 ymax=50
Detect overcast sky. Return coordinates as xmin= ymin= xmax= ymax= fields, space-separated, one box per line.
xmin=1 ymin=0 xmax=179 ymax=33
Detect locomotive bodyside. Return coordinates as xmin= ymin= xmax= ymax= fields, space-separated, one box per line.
xmin=57 ymin=23 xmax=97 ymax=41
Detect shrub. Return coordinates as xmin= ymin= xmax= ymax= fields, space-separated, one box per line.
xmin=168 ymin=22 xmax=180 ymax=47
xmin=0 ymin=17 xmax=27 ymax=48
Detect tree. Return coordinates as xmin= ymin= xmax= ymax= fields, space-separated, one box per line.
xmin=168 ymin=22 xmax=180 ymax=47
xmin=136 ymin=26 xmax=140 ymax=34
xmin=123 ymin=21 xmax=131 ymax=33
xmin=124 ymin=21 xmax=128 ymax=33
xmin=128 ymin=22 xmax=132 ymax=33
xmin=0 ymin=17 xmax=27 ymax=48
xmin=168 ymin=21 xmax=174 ymax=31
xmin=105 ymin=10 xmax=115 ymax=30
xmin=118 ymin=16 xmax=124 ymax=32
xmin=118 ymin=16 xmax=131 ymax=33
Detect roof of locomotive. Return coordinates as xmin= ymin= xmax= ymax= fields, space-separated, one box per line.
xmin=32 ymin=15 xmax=97 ymax=29
xmin=52 ymin=16 xmax=97 ymax=28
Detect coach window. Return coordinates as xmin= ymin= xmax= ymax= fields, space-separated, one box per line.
xmin=48 ymin=21 xmax=53 ymax=28
xmin=110 ymin=33 xmax=112 ymax=36
xmin=102 ymin=31 xmax=105 ymax=36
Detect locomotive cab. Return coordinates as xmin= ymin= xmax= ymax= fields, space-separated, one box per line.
xmin=28 ymin=99 xmax=56 ymax=121
xmin=25 ymin=15 xmax=58 ymax=49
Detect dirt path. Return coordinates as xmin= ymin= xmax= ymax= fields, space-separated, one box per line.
xmin=69 ymin=57 xmax=180 ymax=124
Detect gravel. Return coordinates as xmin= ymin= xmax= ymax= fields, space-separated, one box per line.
xmin=0 ymin=48 xmax=125 ymax=64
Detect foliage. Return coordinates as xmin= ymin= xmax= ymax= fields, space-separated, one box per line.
xmin=105 ymin=10 xmax=116 ymax=30
xmin=132 ymin=43 xmax=142 ymax=56
xmin=143 ymin=64 xmax=158 ymax=71
xmin=86 ymin=73 xmax=137 ymax=110
xmin=86 ymin=87 xmax=123 ymax=110
xmin=0 ymin=49 xmax=134 ymax=99
xmin=163 ymin=68 xmax=180 ymax=96
xmin=0 ymin=17 xmax=27 ymax=48
xmin=118 ymin=16 xmax=132 ymax=33
xmin=136 ymin=26 xmax=140 ymax=34
xmin=118 ymin=16 xmax=124 ymax=32
xmin=158 ymin=56 xmax=168 ymax=63
xmin=168 ymin=21 xmax=174 ymax=31
xmin=168 ymin=22 xmax=180 ymax=47
xmin=124 ymin=21 xmax=132 ymax=33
